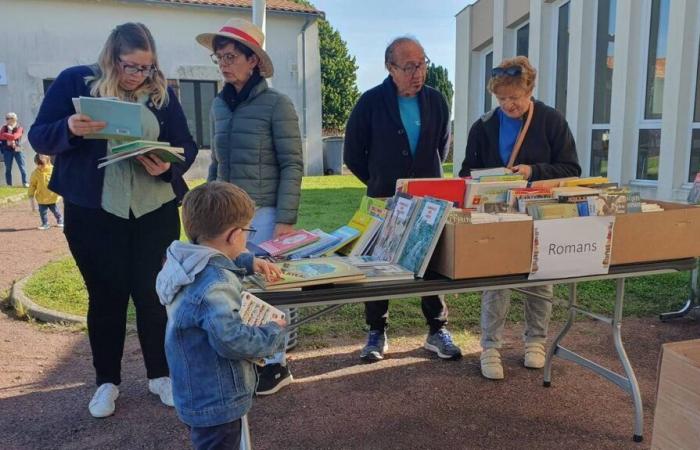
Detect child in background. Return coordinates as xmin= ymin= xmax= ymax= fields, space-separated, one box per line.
xmin=28 ymin=154 xmax=63 ymax=230
xmin=156 ymin=181 xmax=286 ymax=450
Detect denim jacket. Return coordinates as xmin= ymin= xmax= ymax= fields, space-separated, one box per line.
xmin=156 ymin=241 xmax=285 ymax=427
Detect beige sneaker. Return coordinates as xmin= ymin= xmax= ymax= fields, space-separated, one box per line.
xmin=89 ymin=383 xmax=119 ymax=418
xmin=480 ymin=348 xmax=504 ymax=380
xmin=524 ymin=343 xmax=546 ymax=369
xmin=148 ymin=377 xmax=174 ymax=407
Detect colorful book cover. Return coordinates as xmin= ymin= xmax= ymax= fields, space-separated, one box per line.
xmin=337 ymin=210 xmax=382 ymax=256
xmin=400 ymin=178 xmax=467 ymax=208
xmin=240 ymin=291 xmax=286 ymax=326
xmin=371 ymin=193 xmax=421 ymax=263
xmin=359 ymin=195 xmax=388 ymax=219
xmin=322 ymin=225 xmax=361 ymax=256
xmin=258 ymin=229 xmax=319 ymax=257
xmin=285 ymin=229 xmax=342 ymax=259
xmin=465 ymin=180 xmax=528 ymax=208
xmin=337 ymin=263 xmax=415 ymax=283
xmin=97 ymin=140 xmax=185 ymax=168
xmin=397 ymin=197 xmax=452 ymax=277
xmin=252 ymin=257 xmax=366 ymax=290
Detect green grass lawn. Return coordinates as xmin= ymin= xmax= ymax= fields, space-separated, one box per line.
xmin=22 ymin=173 xmax=692 ymax=344
xmin=0 ymin=186 xmax=27 ymax=201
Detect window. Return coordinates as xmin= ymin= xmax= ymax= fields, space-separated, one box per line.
xmin=554 ymin=2 xmax=570 ymax=115
xmin=590 ymin=129 xmax=610 ymax=177
xmin=637 ymin=129 xmax=661 ymax=180
xmin=643 ymin=0 xmax=669 ymax=120
xmin=516 ymin=24 xmax=529 ymax=57
xmin=483 ymin=50 xmax=493 ymax=113
xmin=43 ymin=79 xmax=55 ymax=94
xmin=179 ymin=80 xmax=218 ymax=149
xmin=689 ymin=38 xmax=700 ymax=181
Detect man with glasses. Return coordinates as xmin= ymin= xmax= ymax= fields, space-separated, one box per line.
xmin=344 ymin=36 xmax=461 ymax=363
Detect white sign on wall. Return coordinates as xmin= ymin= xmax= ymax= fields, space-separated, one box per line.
xmin=0 ymin=63 xmax=7 ymax=85
xmin=529 ymin=216 xmax=615 ymax=280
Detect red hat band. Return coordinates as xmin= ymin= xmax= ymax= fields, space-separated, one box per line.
xmin=219 ymin=26 xmax=260 ymax=48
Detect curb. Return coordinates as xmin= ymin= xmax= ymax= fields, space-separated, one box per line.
xmin=10 ymin=273 xmax=86 ymax=326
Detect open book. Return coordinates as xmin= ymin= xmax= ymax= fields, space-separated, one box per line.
xmin=97 ymin=140 xmax=185 ymax=169
xmin=249 ymin=257 xmax=365 ymax=291
xmin=240 ymin=291 xmax=286 ymax=326
xmin=73 ymin=96 xmax=143 ymax=140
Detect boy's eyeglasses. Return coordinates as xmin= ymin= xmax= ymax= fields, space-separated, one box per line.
xmin=491 ymin=66 xmax=522 ymax=77
xmin=118 ymin=59 xmax=156 ymax=77
xmin=240 ymin=227 xmax=257 ymax=240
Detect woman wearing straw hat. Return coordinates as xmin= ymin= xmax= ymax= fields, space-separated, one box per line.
xmin=459 ymin=56 xmax=581 ymax=381
xmin=198 ymin=18 xmax=303 ymax=395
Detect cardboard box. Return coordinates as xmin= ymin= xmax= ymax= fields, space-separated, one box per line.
xmin=651 ymin=339 xmax=700 ymax=450
xmin=430 ymin=201 xmax=700 ymax=279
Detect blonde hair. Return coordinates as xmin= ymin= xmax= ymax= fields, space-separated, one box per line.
xmin=90 ymin=23 xmax=168 ymax=108
xmin=182 ymin=181 xmax=255 ymax=243
xmin=34 ymin=154 xmax=51 ymax=166
xmin=488 ymin=56 xmax=537 ymax=94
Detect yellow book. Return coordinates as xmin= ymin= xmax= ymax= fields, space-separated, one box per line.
xmin=562 ymin=177 xmax=609 ymax=187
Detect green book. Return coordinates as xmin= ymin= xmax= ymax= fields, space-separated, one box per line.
xmin=97 ymin=140 xmax=185 ymax=169
xmin=73 ymin=96 xmax=143 ymax=141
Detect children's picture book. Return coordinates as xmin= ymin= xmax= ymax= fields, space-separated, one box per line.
xmin=335 ymin=255 xmax=392 ymax=267
xmin=465 ymin=179 xmax=528 ymax=209
xmin=359 ymin=195 xmax=388 ymax=219
xmin=338 ymin=263 xmax=415 ymax=283
xmin=239 ymin=291 xmax=286 ymax=326
xmin=337 ymin=209 xmax=383 ymax=256
xmin=73 ymin=96 xmax=143 ymax=140
xmin=97 ymin=140 xmax=186 ymax=169
xmin=249 ymin=257 xmax=366 ymax=290
xmin=258 ymin=229 xmax=319 ymax=257
xmin=397 ymin=177 xmax=467 ymax=208
xmin=371 ymin=193 xmax=421 ymax=263
xmin=322 ymin=225 xmax=361 ymax=256
xmin=397 ymin=197 xmax=452 ymax=277
xmin=285 ymin=229 xmax=341 ymax=259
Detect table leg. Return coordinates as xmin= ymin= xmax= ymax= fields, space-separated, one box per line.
xmin=659 ymin=258 xmax=699 ymax=321
xmin=543 ymin=283 xmax=577 ymax=387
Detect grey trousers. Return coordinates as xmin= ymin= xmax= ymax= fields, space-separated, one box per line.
xmin=480 ymin=285 xmax=553 ymax=349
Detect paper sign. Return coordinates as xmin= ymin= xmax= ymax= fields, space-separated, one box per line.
xmin=0 ymin=63 xmax=7 ymax=85
xmin=529 ymin=216 xmax=615 ymax=280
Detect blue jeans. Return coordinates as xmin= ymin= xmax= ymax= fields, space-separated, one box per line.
xmin=190 ymin=419 xmax=241 ymax=450
xmin=38 ymin=203 xmax=63 ymax=227
xmin=3 ymin=149 xmax=28 ymax=186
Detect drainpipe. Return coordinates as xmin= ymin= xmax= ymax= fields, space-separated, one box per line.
xmin=252 ymin=0 xmax=266 ymax=39
xmin=299 ymin=17 xmax=312 ymax=139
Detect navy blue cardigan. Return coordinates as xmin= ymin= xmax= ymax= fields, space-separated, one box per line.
xmin=459 ymin=101 xmax=581 ymax=181
xmin=344 ymin=76 xmax=450 ymax=198
xmin=28 ymin=65 xmax=198 ymax=209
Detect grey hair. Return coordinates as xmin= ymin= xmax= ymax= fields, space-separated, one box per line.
xmin=384 ymin=36 xmax=424 ymax=65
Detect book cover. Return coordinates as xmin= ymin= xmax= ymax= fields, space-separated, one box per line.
xmin=337 ymin=255 xmax=392 ymax=267
xmin=400 ymin=178 xmax=467 ymax=208
xmin=258 ymin=229 xmax=319 ymax=257
xmin=397 ymin=197 xmax=452 ymax=277
xmin=75 ymin=96 xmax=143 ymax=140
xmin=97 ymin=140 xmax=186 ymax=169
xmin=338 ymin=263 xmax=415 ymax=283
xmin=240 ymin=291 xmax=286 ymax=326
xmin=529 ymin=177 xmax=579 ymax=188
xmin=285 ymin=229 xmax=341 ymax=259
xmin=251 ymin=257 xmax=366 ymax=290
xmin=371 ymin=193 xmax=421 ymax=263
xmin=322 ymin=225 xmax=361 ymax=256
xmin=562 ymin=176 xmax=609 ymax=187
xmin=359 ymin=196 xmax=388 ymax=219
xmin=465 ymin=180 xmax=528 ymax=208
xmin=469 ymin=167 xmax=511 ymax=178
xmin=337 ymin=210 xmax=382 ymax=256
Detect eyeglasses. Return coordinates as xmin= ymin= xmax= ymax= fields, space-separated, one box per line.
xmin=491 ymin=66 xmax=522 ymax=77
xmin=211 ymin=52 xmax=244 ymax=67
xmin=118 ymin=59 xmax=156 ymax=77
xmin=391 ymin=57 xmax=431 ymax=76
xmin=240 ymin=227 xmax=257 ymax=240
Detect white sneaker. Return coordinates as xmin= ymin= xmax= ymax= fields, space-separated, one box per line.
xmin=37 ymin=224 xmax=50 ymax=230
xmin=524 ymin=343 xmax=546 ymax=369
xmin=480 ymin=348 xmax=504 ymax=380
xmin=148 ymin=377 xmax=174 ymax=407
xmin=89 ymin=383 xmax=119 ymax=418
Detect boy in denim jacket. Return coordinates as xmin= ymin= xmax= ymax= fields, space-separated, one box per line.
xmin=156 ymin=181 xmax=286 ymax=449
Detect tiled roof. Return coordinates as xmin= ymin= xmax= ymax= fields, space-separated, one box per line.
xmin=144 ymin=0 xmax=322 ymax=15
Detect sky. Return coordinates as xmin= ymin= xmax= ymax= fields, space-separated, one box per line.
xmin=311 ymin=0 xmax=475 ymax=93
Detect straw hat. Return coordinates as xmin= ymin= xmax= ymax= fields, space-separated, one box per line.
xmin=196 ymin=18 xmax=274 ymax=78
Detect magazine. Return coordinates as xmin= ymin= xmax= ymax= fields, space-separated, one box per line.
xmin=239 ymin=291 xmax=286 ymax=326
xmin=397 ymin=197 xmax=452 ymax=277
xmin=97 ymin=140 xmax=185 ymax=168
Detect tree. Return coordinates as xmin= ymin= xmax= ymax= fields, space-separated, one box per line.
xmin=425 ymin=63 xmax=454 ymax=112
xmin=317 ymin=19 xmax=360 ymax=133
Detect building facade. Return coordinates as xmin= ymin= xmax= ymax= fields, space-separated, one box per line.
xmin=454 ymin=0 xmax=700 ymax=201
xmin=0 ymin=0 xmax=324 ymax=182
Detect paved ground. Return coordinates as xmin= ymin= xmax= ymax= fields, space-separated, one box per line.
xmin=1 ymin=199 xmax=699 ymax=449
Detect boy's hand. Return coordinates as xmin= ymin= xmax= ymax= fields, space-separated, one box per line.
xmin=271 ymin=318 xmax=287 ymax=328
xmin=273 ymin=223 xmax=295 ymax=238
xmin=254 ymin=258 xmax=283 ymax=282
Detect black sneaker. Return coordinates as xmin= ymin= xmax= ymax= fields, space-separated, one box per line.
xmin=256 ymin=363 xmax=293 ymax=396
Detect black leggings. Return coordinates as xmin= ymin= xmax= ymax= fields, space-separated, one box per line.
xmin=64 ymin=200 xmax=180 ymax=386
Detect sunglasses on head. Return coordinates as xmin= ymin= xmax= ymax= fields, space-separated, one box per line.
xmin=491 ymin=66 xmax=522 ymax=77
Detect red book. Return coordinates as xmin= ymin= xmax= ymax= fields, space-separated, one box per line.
xmin=401 ymin=178 xmax=467 ymax=208
xmin=258 ymin=229 xmax=320 ymax=257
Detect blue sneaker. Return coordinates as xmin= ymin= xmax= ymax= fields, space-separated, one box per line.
xmin=424 ymin=328 xmax=462 ymax=360
xmin=360 ymin=330 xmax=388 ymax=362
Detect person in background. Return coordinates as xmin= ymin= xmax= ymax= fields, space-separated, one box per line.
xmin=459 ymin=56 xmax=581 ymax=380
xmin=198 ymin=17 xmax=303 ymax=395
xmin=28 ymin=23 xmax=198 ymax=417
xmin=1 ymin=112 xmax=29 ymax=187
xmin=344 ymin=36 xmax=462 ymax=363
xmin=156 ymin=181 xmax=286 ymax=450
xmin=28 ymin=153 xmax=63 ymax=230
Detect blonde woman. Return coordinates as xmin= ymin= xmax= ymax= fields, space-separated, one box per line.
xmin=459 ymin=56 xmax=581 ymax=380
xmin=29 ymin=23 xmax=198 ymax=417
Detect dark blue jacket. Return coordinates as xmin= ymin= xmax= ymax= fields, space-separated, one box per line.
xmin=344 ymin=76 xmax=450 ymax=198
xmin=28 ymin=65 xmax=198 ymax=208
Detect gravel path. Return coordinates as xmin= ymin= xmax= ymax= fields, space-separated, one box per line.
xmin=1 ymin=199 xmax=699 ymax=449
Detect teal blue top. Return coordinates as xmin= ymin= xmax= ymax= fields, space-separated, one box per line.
xmin=101 ymin=96 xmax=175 ymax=219
xmin=398 ymin=95 xmax=421 ymax=156
xmin=497 ymin=108 xmax=522 ymax=166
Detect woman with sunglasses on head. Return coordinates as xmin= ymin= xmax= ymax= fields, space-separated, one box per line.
xmin=29 ymin=22 xmax=198 ymax=417
xmin=458 ymin=56 xmax=581 ymax=381
xmin=197 ymin=18 xmax=303 ymax=396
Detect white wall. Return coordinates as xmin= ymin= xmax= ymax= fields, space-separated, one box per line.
xmin=0 ymin=0 xmax=323 ymax=181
